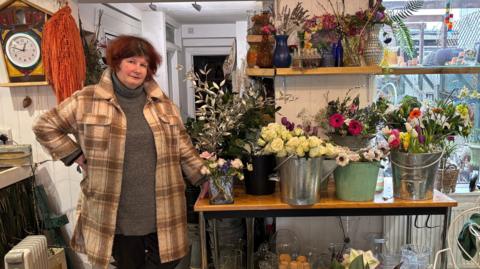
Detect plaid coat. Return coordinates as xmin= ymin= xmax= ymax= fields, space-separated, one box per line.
xmin=33 ymin=69 xmax=204 ymax=269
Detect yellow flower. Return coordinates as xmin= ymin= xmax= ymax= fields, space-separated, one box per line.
xmin=295 ymin=147 xmax=305 ymax=157
xmin=285 ymin=146 xmax=296 ymax=155
xmin=286 ymin=137 xmax=300 ymax=148
xmin=456 ymin=104 xmax=469 ymax=120
xmin=247 ymin=163 xmax=253 ymax=171
xmin=401 ymin=132 xmax=411 ymax=151
xmin=325 ymin=143 xmax=338 ymax=157
xmin=308 ymin=136 xmax=321 ymax=148
xmin=280 ymin=130 xmax=292 ymax=141
xmin=304 ymin=42 xmax=312 ymax=49
xmin=293 ymin=128 xmax=304 ymax=137
xmin=270 ymin=138 xmax=285 ymax=152
xmin=309 ymin=146 xmax=320 ymax=158
xmin=277 ymin=149 xmax=288 ymax=157
xmin=261 ymin=128 xmax=277 ymax=142
xmin=257 ymin=138 xmax=266 ymax=146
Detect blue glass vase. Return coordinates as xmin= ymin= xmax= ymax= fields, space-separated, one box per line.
xmin=273 ymin=35 xmax=291 ymax=68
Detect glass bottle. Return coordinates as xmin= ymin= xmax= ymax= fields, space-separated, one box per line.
xmin=334 ymin=37 xmax=344 ymax=67
xmin=247 ymin=43 xmax=259 ymax=68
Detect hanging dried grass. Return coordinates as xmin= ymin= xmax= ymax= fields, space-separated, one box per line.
xmin=42 ymin=6 xmax=86 ymax=103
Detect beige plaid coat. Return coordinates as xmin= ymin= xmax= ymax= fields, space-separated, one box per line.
xmin=33 ymin=69 xmax=204 ymax=269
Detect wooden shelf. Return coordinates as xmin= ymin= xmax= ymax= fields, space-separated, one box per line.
xmin=276 ymin=66 xmax=383 ymax=76
xmin=246 ymin=68 xmax=275 ymax=77
xmin=0 ymin=81 xmax=50 ymax=87
xmin=384 ymin=66 xmax=480 ymax=75
xmin=245 ymin=66 xmax=480 ymax=77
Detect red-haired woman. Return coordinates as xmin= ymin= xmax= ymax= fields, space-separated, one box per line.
xmin=33 ymin=35 xmax=208 ymax=269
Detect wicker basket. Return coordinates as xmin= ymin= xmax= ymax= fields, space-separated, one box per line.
xmin=435 ymin=166 xmax=460 ymax=194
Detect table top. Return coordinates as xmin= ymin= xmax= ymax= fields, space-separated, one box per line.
xmin=194 ymin=188 xmax=457 ymax=212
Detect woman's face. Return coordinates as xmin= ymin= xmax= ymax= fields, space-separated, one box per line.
xmin=116 ymin=56 xmax=148 ymax=89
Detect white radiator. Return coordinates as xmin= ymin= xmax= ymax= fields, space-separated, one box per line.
xmin=4 ymin=235 xmax=48 ymax=269
xmin=384 ymin=201 xmax=480 ymax=268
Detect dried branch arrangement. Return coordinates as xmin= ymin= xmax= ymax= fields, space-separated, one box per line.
xmin=274 ymin=2 xmax=309 ymax=36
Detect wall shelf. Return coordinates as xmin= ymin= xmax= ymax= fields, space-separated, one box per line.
xmin=246 ymin=66 xmax=480 ymax=77
xmin=276 ymin=66 xmax=383 ymax=76
xmin=385 ymin=66 xmax=480 ymax=75
xmin=246 ymin=68 xmax=275 ymax=77
xmin=0 ymin=81 xmax=50 ymax=87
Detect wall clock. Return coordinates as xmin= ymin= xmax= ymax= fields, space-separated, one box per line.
xmin=0 ymin=0 xmax=50 ymax=84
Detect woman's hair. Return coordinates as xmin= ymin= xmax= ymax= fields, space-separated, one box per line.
xmin=106 ymin=35 xmax=161 ymax=81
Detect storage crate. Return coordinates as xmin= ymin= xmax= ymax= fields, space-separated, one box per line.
xmin=48 ymin=248 xmax=67 ymax=269
xmin=0 ymin=144 xmax=32 ymax=167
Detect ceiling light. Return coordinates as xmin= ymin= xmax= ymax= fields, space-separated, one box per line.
xmin=148 ymin=2 xmax=157 ymax=11
xmin=192 ymin=1 xmax=202 ymax=12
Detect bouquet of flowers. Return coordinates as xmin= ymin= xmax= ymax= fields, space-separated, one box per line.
xmin=383 ymin=95 xmax=472 ymax=154
xmin=335 ymin=142 xmax=390 ymax=167
xmin=257 ymin=122 xmax=338 ymax=158
xmin=302 ymin=14 xmax=338 ymax=51
xmin=199 ymin=151 xmax=244 ymax=204
xmin=314 ymin=90 xmax=390 ymax=137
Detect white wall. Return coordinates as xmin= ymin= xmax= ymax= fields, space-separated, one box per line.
xmin=0 ymin=2 xmax=142 ymax=268
xmin=181 ymin=22 xmax=248 ymax=118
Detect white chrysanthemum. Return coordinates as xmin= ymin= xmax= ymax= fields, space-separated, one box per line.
xmin=217 ymin=158 xmax=226 ymax=166
xmin=363 ymin=150 xmax=376 ymax=161
xmin=336 ymin=152 xmax=350 ymax=167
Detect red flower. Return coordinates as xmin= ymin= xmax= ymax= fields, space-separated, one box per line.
xmin=329 ymin=113 xmax=345 ymax=128
xmin=348 ymin=120 xmax=363 ymax=136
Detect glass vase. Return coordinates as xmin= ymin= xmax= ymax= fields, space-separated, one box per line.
xmin=257 ymin=35 xmax=273 ymax=68
xmin=342 ymin=35 xmax=362 ymax=66
xmin=209 ymin=175 xmax=234 ymax=205
xmin=273 ymin=34 xmax=291 ymax=68
xmin=364 ymin=24 xmax=384 ymax=66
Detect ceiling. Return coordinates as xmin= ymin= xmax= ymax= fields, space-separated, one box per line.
xmin=130 ymin=1 xmax=264 ymax=24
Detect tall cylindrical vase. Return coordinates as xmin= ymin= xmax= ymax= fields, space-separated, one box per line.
xmin=273 ymin=35 xmax=291 ymax=68
xmin=244 ymin=155 xmax=276 ymax=195
xmin=364 ymin=25 xmax=384 ymax=66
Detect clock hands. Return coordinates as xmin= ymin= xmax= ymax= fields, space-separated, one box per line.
xmin=11 ymin=45 xmax=23 ymax=51
xmin=22 ymin=43 xmax=26 ymax=52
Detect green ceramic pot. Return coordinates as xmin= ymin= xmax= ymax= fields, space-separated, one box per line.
xmin=334 ymin=162 xmax=380 ymax=201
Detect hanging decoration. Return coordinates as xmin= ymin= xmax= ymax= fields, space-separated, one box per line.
xmin=444 ymin=0 xmax=454 ymax=32
xmin=42 ymin=5 xmax=85 ymax=103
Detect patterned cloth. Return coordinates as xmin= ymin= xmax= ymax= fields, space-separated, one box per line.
xmin=33 ymin=69 xmax=204 ymax=269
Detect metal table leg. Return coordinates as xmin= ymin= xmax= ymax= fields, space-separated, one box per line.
xmin=441 ymin=208 xmax=452 ymax=269
xmin=199 ymin=212 xmax=208 ymax=269
xmin=246 ymin=218 xmax=255 ymax=269
xmin=213 ymin=219 xmax=219 ymax=268
xmin=406 ymin=215 xmax=412 ymax=244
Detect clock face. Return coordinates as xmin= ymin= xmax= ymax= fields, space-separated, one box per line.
xmin=5 ymin=32 xmax=40 ymax=69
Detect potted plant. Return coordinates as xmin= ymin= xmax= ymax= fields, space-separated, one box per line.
xmin=314 ymin=89 xmax=390 ymax=150
xmin=334 ymin=142 xmax=390 ymax=201
xmin=383 ymin=94 xmax=472 ymax=200
xmin=256 ymin=122 xmax=340 ymax=205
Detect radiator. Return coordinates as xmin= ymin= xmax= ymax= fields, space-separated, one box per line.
xmin=4 ymin=235 xmax=48 ymax=269
xmin=384 ymin=202 xmax=480 ymax=268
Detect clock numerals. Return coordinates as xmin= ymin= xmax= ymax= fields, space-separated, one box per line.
xmin=5 ymin=32 xmax=41 ymax=69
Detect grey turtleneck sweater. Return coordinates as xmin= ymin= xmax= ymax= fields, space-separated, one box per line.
xmin=112 ymin=73 xmax=157 ymax=236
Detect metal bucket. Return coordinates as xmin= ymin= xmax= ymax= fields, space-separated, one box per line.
xmin=276 ymin=156 xmax=336 ymax=206
xmin=391 ymin=151 xmax=443 ymax=200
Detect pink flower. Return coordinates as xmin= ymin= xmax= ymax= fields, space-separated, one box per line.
xmin=347 ymin=120 xmax=363 ymax=136
xmin=391 ymin=129 xmax=400 ymax=138
xmin=388 ymin=135 xmax=400 ymax=149
xmin=199 ymin=151 xmax=215 ymax=160
xmin=329 ymin=113 xmax=345 ymax=128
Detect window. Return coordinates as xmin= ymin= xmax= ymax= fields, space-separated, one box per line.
xmin=376 ymin=1 xmax=480 ymax=190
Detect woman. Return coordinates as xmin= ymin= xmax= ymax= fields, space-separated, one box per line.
xmin=33 ymin=35 xmax=208 ymax=269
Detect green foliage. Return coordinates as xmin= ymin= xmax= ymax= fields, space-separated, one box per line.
xmin=79 ymin=11 xmax=106 ymax=86
xmin=386 ymin=0 xmax=424 ymax=58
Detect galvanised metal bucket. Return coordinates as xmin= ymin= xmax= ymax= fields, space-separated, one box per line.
xmin=391 ymin=151 xmax=443 ymax=200
xmin=276 ymin=156 xmax=337 ymax=206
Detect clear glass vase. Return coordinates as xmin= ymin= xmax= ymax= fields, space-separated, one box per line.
xmin=209 ymin=175 xmax=234 ymax=205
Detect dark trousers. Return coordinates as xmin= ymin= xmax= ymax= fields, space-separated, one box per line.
xmin=112 ymin=233 xmax=180 ymax=269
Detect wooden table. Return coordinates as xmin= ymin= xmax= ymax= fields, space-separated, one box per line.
xmin=194 ymin=188 xmax=457 ymax=269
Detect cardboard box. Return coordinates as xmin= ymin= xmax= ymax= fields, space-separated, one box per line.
xmin=48 ymin=248 xmax=67 ymax=269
